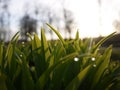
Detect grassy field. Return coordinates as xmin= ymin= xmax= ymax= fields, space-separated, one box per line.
xmin=0 ymin=24 xmax=120 ymax=90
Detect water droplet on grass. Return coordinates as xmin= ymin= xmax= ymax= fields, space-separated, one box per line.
xmin=20 ymin=54 xmax=22 ymax=57
xmin=93 ymin=64 xmax=96 ymax=67
xmin=22 ymin=42 xmax=24 ymax=44
xmin=22 ymin=42 xmax=25 ymax=47
xmin=74 ymin=57 xmax=79 ymax=62
xmin=91 ymin=57 xmax=95 ymax=61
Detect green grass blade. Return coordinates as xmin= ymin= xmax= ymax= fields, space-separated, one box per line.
xmin=21 ymin=55 xmax=34 ymax=90
xmin=6 ymin=44 xmax=13 ymax=69
xmin=75 ymin=30 xmax=79 ymax=40
xmin=0 ymin=43 xmax=3 ymax=69
xmin=92 ymin=32 xmax=115 ymax=53
xmin=73 ymin=31 xmax=81 ymax=52
xmin=52 ymin=42 xmax=66 ymax=62
xmin=27 ymin=32 xmax=33 ymax=41
xmin=41 ymin=27 xmax=51 ymax=62
xmin=5 ymin=40 xmax=19 ymax=81
xmin=11 ymin=31 xmax=20 ymax=42
xmin=91 ymin=45 xmax=112 ymax=89
xmin=65 ymin=65 xmax=92 ymax=90
xmin=0 ymin=74 xmax=7 ymax=90
xmin=46 ymin=23 xmax=66 ymax=46
xmin=35 ymin=52 xmax=78 ymax=90
xmin=5 ymin=32 xmax=19 ymax=60
xmin=32 ymin=33 xmax=41 ymax=50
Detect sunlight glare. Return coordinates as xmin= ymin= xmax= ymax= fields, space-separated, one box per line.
xmin=9 ymin=0 xmax=120 ymax=39
xmin=66 ymin=0 xmax=116 ymax=38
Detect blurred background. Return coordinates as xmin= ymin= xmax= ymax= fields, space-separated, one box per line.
xmin=0 ymin=0 xmax=120 ymax=41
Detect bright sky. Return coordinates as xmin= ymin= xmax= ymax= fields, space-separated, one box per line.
xmin=9 ymin=0 xmax=120 ymax=38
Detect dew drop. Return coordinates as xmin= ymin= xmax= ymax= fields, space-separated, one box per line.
xmin=74 ymin=57 xmax=79 ymax=62
xmin=91 ymin=57 xmax=95 ymax=61
xmin=93 ymin=64 xmax=96 ymax=67
xmin=22 ymin=42 xmax=25 ymax=44
xmin=20 ymin=54 xmax=22 ymax=57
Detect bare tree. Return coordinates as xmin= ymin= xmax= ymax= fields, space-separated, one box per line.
xmin=63 ymin=8 xmax=74 ymax=39
xmin=47 ymin=11 xmax=55 ymax=40
xmin=20 ymin=14 xmax=37 ymax=40
xmin=60 ymin=0 xmax=75 ymax=39
xmin=21 ymin=1 xmax=74 ymax=40
xmin=0 ymin=0 xmax=10 ymax=41
xmin=113 ymin=20 xmax=120 ymax=33
xmin=34 ymin=4 xmax=60 ymax=40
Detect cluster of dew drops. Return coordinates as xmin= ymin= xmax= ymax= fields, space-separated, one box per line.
xmin=74 ymin=57 xmax=96 ymax=67
xmin=19 ymin=42 xmax=25 ymax=58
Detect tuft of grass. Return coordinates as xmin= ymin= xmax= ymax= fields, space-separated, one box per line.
xmin=0 ymin=24 xmax=120 ymax=90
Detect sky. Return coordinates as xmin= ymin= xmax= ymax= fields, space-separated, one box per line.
xmin=8 ymin=0 xmax=120 ymax=38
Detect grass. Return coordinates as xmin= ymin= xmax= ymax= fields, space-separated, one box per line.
xmin=0 ymin=24 xmax=120 ymax=90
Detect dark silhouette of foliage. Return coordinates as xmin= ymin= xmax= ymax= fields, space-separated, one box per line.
xmin=113 ymin=20 xmax=120 ymax=33
xmin=19 ymin=1 xmax=74 ymax=40
xmin=20 ymin=14 xmax=37 ymax=40
xmin=63 ymin=8 xmax=74 ymax=39
xmin=0 ymin=0 xmax=10 ymax=41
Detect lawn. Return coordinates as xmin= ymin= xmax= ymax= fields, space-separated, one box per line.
xmin=0 ymin=24 xmax=120 ymax=90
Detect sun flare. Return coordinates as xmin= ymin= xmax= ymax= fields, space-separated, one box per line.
xmin=66 ymin=0 xmax=116 ymax=38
